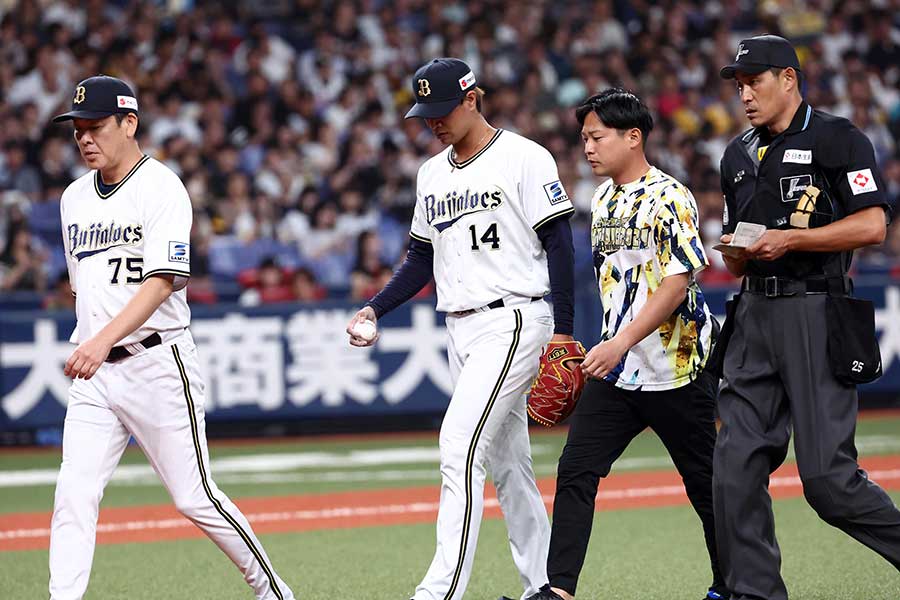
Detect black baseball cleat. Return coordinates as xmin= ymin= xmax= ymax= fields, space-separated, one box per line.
xmin=703 ymin=590 xmax=730 ymax=600
xmin=499 ymin=583 xmax=565 ymax=600
xmin=532 ymin=585 xmax=565 ymax=600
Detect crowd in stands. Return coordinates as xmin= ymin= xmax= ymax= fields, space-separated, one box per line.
xmin=1 ymin=0 xmax=898 ymax=308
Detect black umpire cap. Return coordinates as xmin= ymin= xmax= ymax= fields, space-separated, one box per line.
xmin=405 ymin=58 xmax=478 ymax=119
xmin=52 ymin=75 xmax=139 ymax=122
xmin=719 ymin=35 xmax=801 ymax=79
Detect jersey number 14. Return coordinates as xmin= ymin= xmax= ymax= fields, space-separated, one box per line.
xmin=469 ymin=223 xmax=500 ymax=250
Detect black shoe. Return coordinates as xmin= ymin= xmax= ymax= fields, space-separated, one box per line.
xmin=500 ymin=583 xmax=565 ymax=600
xmin=528 ymin=584 xmax=565 ymax=600
xmin=703 ymin=591 xmax=729 ymax=600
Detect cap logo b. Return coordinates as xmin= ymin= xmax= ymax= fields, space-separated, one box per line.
xmin=73 ymin=86 xmax=86 ymax=104
xmin=418 ymin=79 xmax=431 ymax=97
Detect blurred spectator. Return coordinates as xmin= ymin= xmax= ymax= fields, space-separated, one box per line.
xmin=0 ymin=141 xmax=42 ymax=201
xmin=0 ymin=226 xmax=48 ymax=292
xmin=42 ymin=271 xmax=75 ymax=310
xmin=238 ymin=256 xmax=294 ymax=305
xmin=290 ymin=266 xmax=328 ymax=302
xmin=300 ymin=201 xmax=354 ymax=289
xmin=186 ymin=226 xmax=218 ymax=305
xmin=6 ymin=45 xmax=71 ymax=123
xmin=350 ymin=230 xmax=390 ymax=301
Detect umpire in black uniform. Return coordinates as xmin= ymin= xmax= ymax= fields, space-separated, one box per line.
xmin=714 ymin=35 xmax=900 ymax=599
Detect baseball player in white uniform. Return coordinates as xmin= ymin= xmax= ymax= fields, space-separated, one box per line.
xmin=48 ymin=76 xmax=295 ymax=600
xmin=346 ymin=59 xmax=577 ymax=600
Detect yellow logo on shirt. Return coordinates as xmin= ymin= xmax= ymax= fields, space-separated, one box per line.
xmin=591 ymin=217 xmax=651 ymax=255
xmin=757 ymin=145 xmax=768 ymax=161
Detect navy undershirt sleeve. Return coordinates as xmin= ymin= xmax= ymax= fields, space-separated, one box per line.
xmin=365 ymin=237 xmax=434 ymax=318
xmin=536 ymin=215 xmax=575 ymax=335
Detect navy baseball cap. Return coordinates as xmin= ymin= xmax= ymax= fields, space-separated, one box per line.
xmin=405 ymin=58 xmax=478 ymax=119
xmin=52 ymin=75 xmax=139 ymax=123
xmin=720 ymin=35 xmax=801 ymax=79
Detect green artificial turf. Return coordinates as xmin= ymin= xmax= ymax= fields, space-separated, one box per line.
xmin=2 ymin=495 xmax=897 ymax=599
xmin=1 ymin=415 xmax=898 ymax=598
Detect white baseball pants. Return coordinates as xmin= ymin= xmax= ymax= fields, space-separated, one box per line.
xmin=48 ymin=330 xmax=294 ymax=600
xmin=414 ymin=299 xmax=553 ymax=600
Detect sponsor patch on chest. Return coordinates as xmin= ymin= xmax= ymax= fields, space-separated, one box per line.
xmin=782 ymin=149 xmax=812 ymax=164
xmin=543 ymin=180 xmax=569 ymax=205
xmin=847 ymin=168 xmax=877 ymax=195
xmin=779 ymin=174 xmax=813 ymax=203
xmin=169 ymin=241 xmax=190 ymax=263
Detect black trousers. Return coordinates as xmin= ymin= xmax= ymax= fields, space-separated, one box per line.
xmin=547 ymin=368 xmax=726 ymax=596
xmin=714 ymin=293 xmax=900 ymax=600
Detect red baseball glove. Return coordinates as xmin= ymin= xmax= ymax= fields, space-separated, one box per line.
xmin=527 ymin=340 xmax=587 ymax=427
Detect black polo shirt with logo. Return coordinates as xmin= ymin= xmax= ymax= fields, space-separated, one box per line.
xmin=720 ymin=101 xmax=891 ymax=278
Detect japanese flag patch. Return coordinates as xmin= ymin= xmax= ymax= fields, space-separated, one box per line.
xmin=169 ymin=241 xmax=190 ymax=263
xmin=847 ymin=168 xmax=877 ymax=195
xmin=543 ymin=180 xmax=569 ymax=205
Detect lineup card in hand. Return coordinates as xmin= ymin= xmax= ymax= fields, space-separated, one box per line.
xmin=712 ymin=222 xmax=766 ymax=257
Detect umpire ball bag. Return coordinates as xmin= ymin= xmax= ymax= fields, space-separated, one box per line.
xmin=825 ymin=295 xmax=883 ymax=385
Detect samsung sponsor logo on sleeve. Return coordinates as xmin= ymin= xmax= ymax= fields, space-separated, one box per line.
xmin=782 ymin=149 xmax=811 ymax=164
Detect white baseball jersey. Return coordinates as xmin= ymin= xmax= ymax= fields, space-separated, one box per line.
xmin=410 ymin=129 xmax=574 ymax=312
xmin=60 ymin=155 xmax=192 ymax=346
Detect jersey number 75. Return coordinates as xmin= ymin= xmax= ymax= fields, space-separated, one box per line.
xmin=108 ymin=257 xmax=144 ymax=284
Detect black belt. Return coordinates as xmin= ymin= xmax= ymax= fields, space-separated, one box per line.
xmin=449 ymin=296 xmax=542 ymax=318
xmin=106 ymin=333 xmax=163 ymax=363
xmin=741 ymin=275 xmax=851 ymax=298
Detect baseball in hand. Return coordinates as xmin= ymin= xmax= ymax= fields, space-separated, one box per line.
xmin=352 ymin=319 xmax=378 ymax=342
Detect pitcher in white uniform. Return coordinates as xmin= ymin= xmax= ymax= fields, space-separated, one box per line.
xmin=346 ymin=58 xmax=577 ymax=600
xmin=48 ymin=75 xmax=295 ymax=600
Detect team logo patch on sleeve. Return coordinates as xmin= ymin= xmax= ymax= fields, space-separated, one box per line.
xmin=168 ymin=241 xmax=190 ymax=263
xmin=847 ymin=168 xmax=877 ymax=195
xmin=543 ymin=180 xmax=569 ymax=205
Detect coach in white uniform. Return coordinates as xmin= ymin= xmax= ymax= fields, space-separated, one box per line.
xmin=347 ymin=58 xmax=577 ymax=600
xmin=48 ymin=76 xmax=295 ymax=600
